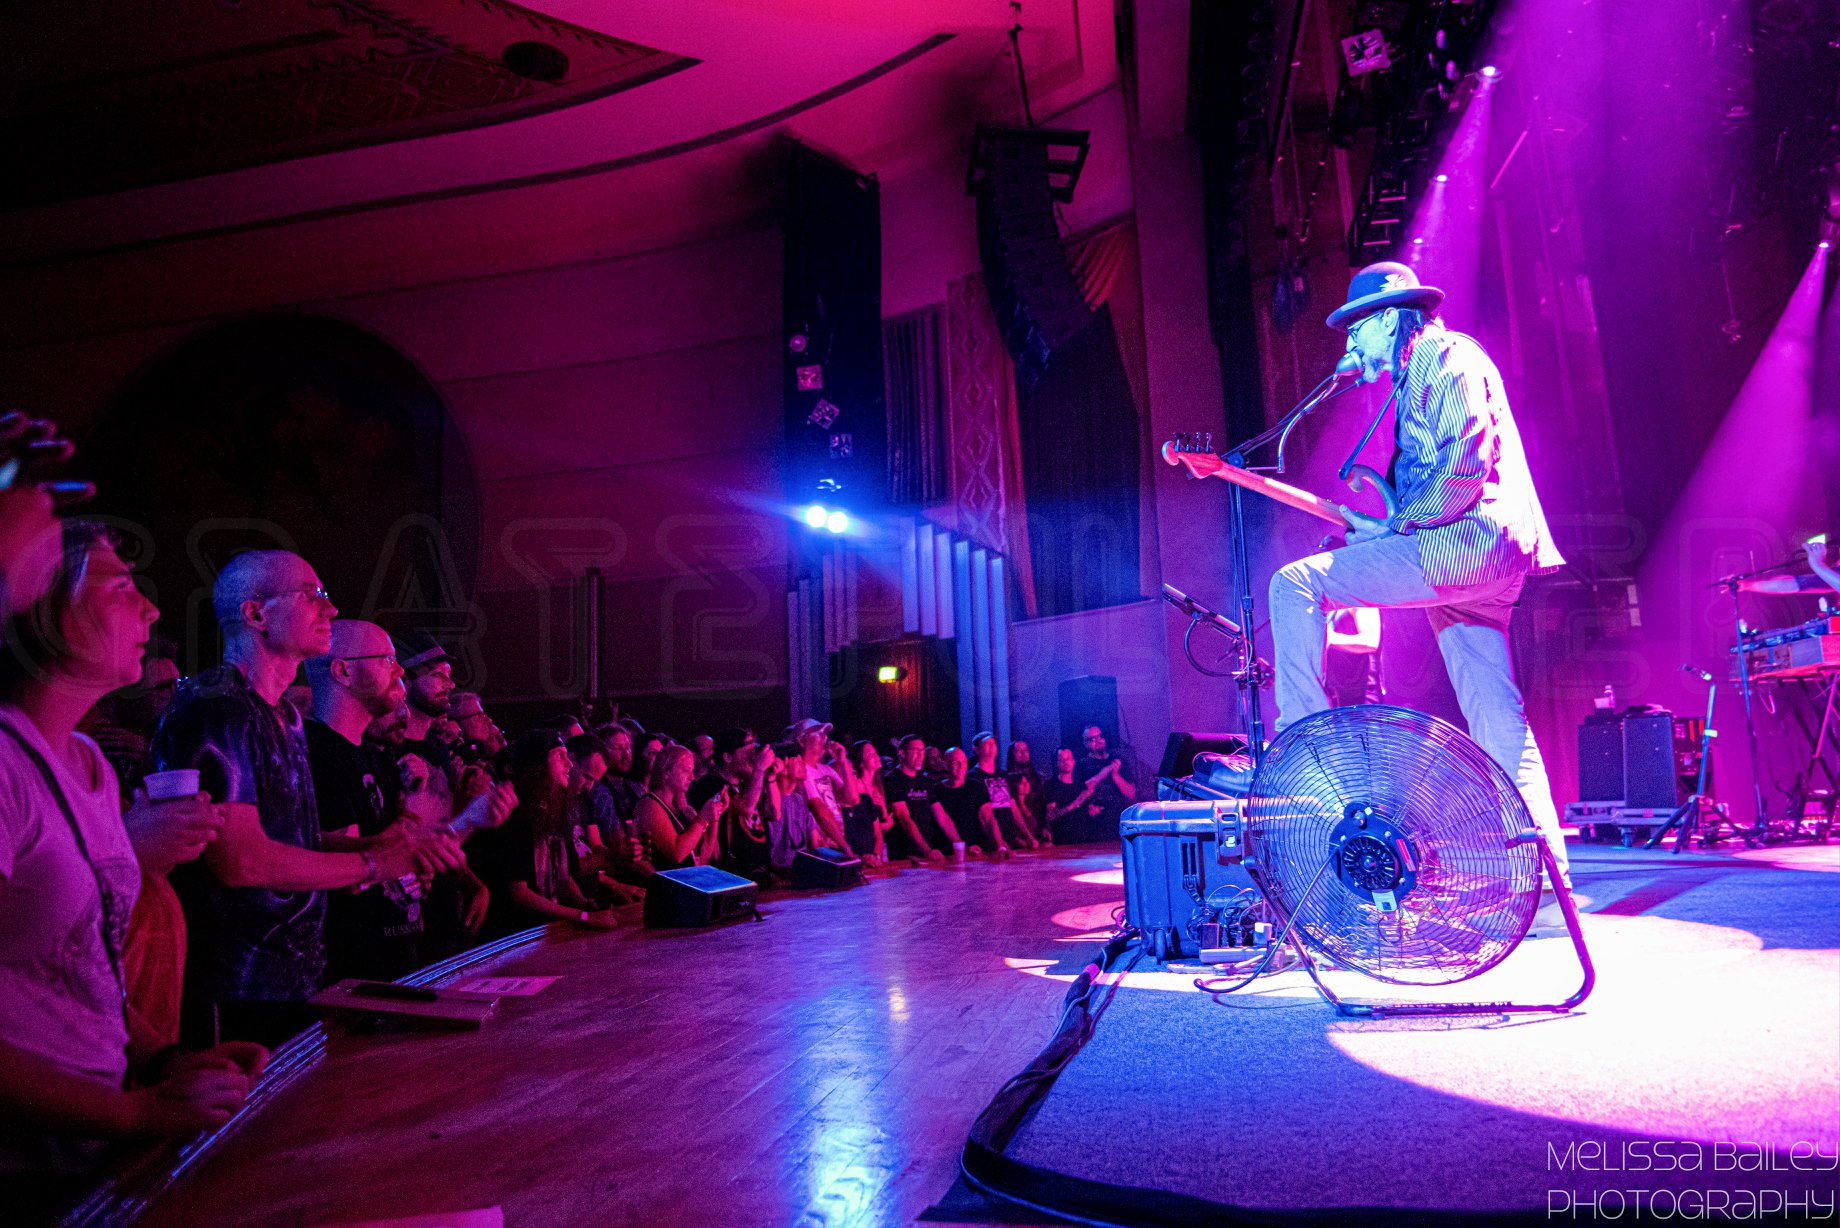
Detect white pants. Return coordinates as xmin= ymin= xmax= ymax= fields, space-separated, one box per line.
xmin=1267 ymin=532 xmax=1569 ymax=884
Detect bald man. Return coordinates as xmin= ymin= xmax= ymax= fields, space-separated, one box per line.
xmin=151 ymin=554 xmax=459 ymax=1047
xmin=308 ymin=621 xmax=483 ymax=980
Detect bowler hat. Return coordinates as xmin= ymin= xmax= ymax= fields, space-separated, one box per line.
xmin=1326 ymin=261 xmax=1445 ymax=330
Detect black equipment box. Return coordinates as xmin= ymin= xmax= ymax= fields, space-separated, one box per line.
xmin=644 ymin=865 xmax=759 ymax=928
xmin=790 ymin=847 xmax=864 ymax=890
xmin=1121 ymin=800 xmax=1253 ymax=961
xmin=1575 ymin=707 xmax=1694 ymax=809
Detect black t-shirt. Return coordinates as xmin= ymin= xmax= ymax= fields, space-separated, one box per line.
xmin=936 ymin=778 xmax=985 ymax=829
xmin=152 ymin=664 xmax=324 ymax=1008
xmin=1046 ymin=775 xmax=1087 ymax=815
xmin=967 ymin=766 xmax=1015 ymax=816
xmin=1077 ymin=754 xmax=1130 ymax=812
xmin=883 ymin=767 xmax=934 ymax=812
xmin=466 ymin=811 xmax=574 ymax=940
xmin=306 ymin=719 xmax=424 ymax=982
xmin=883 ymin=767 xmax=949 ymax=852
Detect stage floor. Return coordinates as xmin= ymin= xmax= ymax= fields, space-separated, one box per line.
xmin=1006 ymin=842 xmax=1840 ymax=1221
xmin=138 ymin=849 xmax=1112 ymax=1228
xmin=134 ymin=842 xmax=1840 ymax=1227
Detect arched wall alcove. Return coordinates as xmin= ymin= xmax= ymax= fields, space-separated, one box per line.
xmin=81 ymin=312 xmax=482 ymax=671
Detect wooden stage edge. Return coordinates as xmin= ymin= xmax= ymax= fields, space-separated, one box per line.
xmin=74 ymin=847 xmax=1124 ymax=1228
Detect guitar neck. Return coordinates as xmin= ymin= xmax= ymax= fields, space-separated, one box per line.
xmin=1200 ymin=462 xmax=1347 ymax=525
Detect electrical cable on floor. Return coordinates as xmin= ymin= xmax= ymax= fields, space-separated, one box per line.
xmin=1193 ymin=854 xmax=1333 ymax=1002
xmin=961 ymin=928 xmax=1238 ymax=1228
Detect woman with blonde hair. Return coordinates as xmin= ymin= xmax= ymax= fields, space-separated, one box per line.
xmin=632 ymin=743 xmax=717 ymax=870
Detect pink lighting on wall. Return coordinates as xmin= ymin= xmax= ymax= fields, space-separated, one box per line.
xmin=1402 ymin=73 xmax=1493 ymax=312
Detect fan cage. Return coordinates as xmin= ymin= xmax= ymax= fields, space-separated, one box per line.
xmin=1244 ymin=705 xmax=1540 ymax=986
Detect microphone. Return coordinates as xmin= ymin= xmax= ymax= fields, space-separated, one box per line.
xmin=1332 ymin=353 xmax=1363 ymax=384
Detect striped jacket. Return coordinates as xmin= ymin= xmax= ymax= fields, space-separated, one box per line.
xmin=1384 ymin=324 xmax=1565 ymax=586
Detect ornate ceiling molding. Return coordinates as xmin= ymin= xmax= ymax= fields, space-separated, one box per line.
xmin=5 ymin=0 xmax=696 ymax=209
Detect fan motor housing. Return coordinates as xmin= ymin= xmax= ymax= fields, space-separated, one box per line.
xmin=1329 ymin=804 xmax=1419 ymax=909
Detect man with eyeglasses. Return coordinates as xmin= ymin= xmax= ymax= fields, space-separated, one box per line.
xmin=448 ymin=690 xmax=506 ymax=764
xmin=1263 ymin=262 xmax=1569 ymax=884
xmin=151 ymin=552 xmax=462 ymax=1048
xmin=1073 ymin=725 xmax=1136 ymax=840
xmin=306 ymin=620 xmax=489 ymax=981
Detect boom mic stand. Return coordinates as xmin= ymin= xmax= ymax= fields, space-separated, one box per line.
xmin=1219 ymin=372 xmax=1360 ymax=765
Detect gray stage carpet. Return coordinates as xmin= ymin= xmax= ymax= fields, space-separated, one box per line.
xmin=998 ymin=844 xmax=1840 ymax=1220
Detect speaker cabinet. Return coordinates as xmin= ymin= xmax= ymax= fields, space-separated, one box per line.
xmin=1574 ymin=709 xmax=1684 ymax=809
xmin=643 ymin=865 xmax=759 ymax=928
xmin=790 ymin=847 xmax=864 ymax=890
xmin=973 ymin=129 xmax=1094 ymax=387
xmin=1577 ymin=715 xmax=1625 ymax=803
xmin=1622 ymin=712 xmax=1683 ymax=809
xmin=1158 ymin=731 xmax=1250 ymax=779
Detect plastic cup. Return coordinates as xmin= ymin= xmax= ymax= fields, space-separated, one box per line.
xmin=143 ymin=769 xmax=200 ymax=801
xmin=951 ymin=841 xmax=966 ymax=861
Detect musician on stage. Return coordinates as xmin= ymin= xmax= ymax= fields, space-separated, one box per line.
xmin=1264 ymin=262 xmax=1571 ymax=883
xmin=1739 ymin=536 xmax=1840 ymax=594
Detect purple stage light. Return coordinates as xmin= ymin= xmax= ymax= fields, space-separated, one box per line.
xmin=1479 ymin=65 xmax=1500 ymax=78
xmin=1435 ymin=173 xmax=1450 ymax=183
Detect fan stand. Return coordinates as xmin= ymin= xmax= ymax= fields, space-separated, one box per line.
xmin=1271 ymin=830 xmax=1596 ymax=1020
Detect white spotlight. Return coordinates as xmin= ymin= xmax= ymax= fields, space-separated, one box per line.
xmin=825 ymin=510 xmax=850 ymax=534
xmin=803 ymin=504 xmax=829 ymax=528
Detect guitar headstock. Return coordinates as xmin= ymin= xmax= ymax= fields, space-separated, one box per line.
xmin=1161 ymin=432 xmax=1226 ymax=479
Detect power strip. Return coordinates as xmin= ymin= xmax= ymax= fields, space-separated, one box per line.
xmin=1198 ymin=919 xmax=1271 ymax=964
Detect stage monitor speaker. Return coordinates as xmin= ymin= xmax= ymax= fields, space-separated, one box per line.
xmin=1622 ymin=710 xmax=1682 ymax=809
xmin=1059 ymin=675 xmax=1120 ymax=755
xmin=790 ymin=847 xmax=864 ymax=890
xmin=974 ymin=134 xmax=1094 ymax=388
xmin=643 ymin=865 xmax=759 ymax=928
xmin=1577 ymin=715 xmax=1624 ymax=803
xmin=1158 ymin=731 xmax=1250 ymax=779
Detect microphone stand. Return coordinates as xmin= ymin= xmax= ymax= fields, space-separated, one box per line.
xmin=1221 ymin=375 xmax=1360 ymax=766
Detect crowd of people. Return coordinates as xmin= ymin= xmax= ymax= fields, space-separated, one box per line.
xmin=0 ymin=412 xmax=1143 ymax=1215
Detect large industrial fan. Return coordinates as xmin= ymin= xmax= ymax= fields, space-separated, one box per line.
xmin=1233 ymin=705 xmax=1594 ymax=1017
